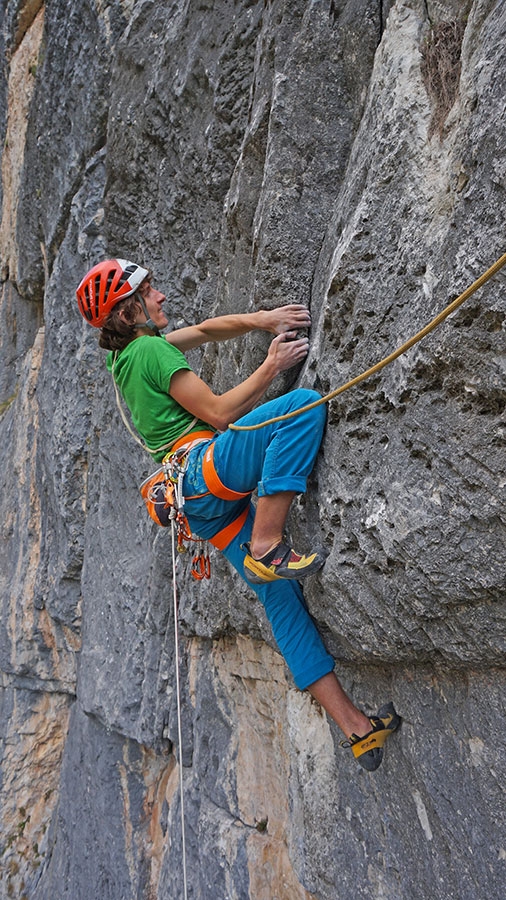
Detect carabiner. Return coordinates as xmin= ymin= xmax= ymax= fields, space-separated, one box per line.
xmin=191 ymin=552 xmax=205 ymax=580
xmin=191 ymin=542 xmax=211 ymax=580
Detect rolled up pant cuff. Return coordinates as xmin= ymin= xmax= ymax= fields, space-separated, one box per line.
xmin=258 ymin=476 xmax=307 ymax=497
xmin=293 ymin=660 xmax=335 ymax=692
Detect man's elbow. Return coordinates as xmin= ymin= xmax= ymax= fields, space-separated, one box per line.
xmin=209 ymin=412 xmax=232 ymax=432
xmin=206 ymin=401 xmax=234 ymax=433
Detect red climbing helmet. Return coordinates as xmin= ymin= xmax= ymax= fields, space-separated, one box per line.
xmin=76 ymin=258 xmax=149 ymax=327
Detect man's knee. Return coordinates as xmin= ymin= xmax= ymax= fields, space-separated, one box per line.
xmin=293 ymin=389 xmax=326 ymax=426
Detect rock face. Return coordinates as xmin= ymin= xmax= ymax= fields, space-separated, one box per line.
xmin=1 ymin=1 xmax=505 ymax=898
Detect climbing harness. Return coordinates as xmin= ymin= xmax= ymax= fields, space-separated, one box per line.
xmin=229 ymin=250 xmax=506 ymax=432
xmin=139 ymin=431 xmax=251 ymax=578
xmin=140 ymin=434 xmax=213 ymax=579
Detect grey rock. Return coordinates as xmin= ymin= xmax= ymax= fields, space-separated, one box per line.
xmin=1 ymin=0 xmax=505 ymax=898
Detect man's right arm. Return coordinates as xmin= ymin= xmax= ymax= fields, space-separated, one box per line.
xmin=169 ymin=332 xmax=309 ymax=431
xmin=165 ymin=305 xmax=311 ymax=351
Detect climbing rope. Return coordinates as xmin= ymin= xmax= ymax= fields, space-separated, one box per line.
xmin=170 ymin=518 xmax=189 ymax=900
xmin=229 ymin=250 xmax=506 ymax=432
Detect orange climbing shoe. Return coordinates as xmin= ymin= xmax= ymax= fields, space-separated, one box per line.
xmin=243 ymin=541 xmax=327 ymax=584
xmin=341 ymin=702 xmax=401 ymax=772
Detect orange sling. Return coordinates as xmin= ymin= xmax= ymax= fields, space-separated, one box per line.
xmin=140 ymin=432 xmax=251 ymax=553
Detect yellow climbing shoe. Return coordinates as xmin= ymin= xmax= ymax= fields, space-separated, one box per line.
xmin=243 ymin=541 xmax=327 ymax=584
xmin=341 ymin=702 xmax=401 ymax=771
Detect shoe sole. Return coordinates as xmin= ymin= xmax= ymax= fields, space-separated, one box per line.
xmin=243 ymin=558 xmax=283 ymax=583
xmin=353 ymin=702 xmax=402 ymax=771
xmin=244 ymin=552 xmax=326 ymax=584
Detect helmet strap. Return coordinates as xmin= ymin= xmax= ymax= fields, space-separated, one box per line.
xmin=134 ymin=294 xmax=161 ymax=336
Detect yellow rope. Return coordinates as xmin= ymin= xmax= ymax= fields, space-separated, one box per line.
xmin=229 ymin=250 xmax=506 ymax=432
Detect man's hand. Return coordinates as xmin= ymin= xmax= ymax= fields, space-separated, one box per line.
xmin=267 ymin=331 xmax=309 ymax=373
xmin=169 ymin=331 xmax=310 ymax=430
xmin=257 ymin=304 xmax=312 ymax=335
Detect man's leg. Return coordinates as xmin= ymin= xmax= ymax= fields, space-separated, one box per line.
xmin=211 ymin=390 xmax=328 ymax=580
xmin=223 ymin=515 xmax=384 ymax=744
xmin=307 ymin=672 xmax=371 ymax=737
xmin=249 ymin=491 xmax=295 ymax=557
xmin=221 ymin=509 xmax=365 ymax=735
xmin=184 ymin=487 xmax=401 ymax=769
xmin=211 ymin=389 xmax=327 ymax=498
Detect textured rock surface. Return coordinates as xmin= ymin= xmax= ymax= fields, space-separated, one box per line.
xmin=1 ymin=1 xmax=505 ymax=898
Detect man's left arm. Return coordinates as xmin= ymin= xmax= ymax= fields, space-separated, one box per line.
xmin=165 ymin=305 xmax=311 ymax=351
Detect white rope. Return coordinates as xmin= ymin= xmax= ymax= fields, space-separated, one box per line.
xmin=171 ymin=517 xmax=189 ymax=900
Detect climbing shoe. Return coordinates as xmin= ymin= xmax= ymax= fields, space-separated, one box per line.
xmin=243 ymin=541 xmax=327 ymax=584
xmin=341 ymin=702 xmax=401 ymax=772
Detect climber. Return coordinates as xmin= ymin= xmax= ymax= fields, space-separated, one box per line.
xmin=76 ymin=258 xmax=401 ymax=770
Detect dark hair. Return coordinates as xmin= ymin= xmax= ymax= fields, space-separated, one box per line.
xmin=98 ymin=294 xmax=141 ymax=351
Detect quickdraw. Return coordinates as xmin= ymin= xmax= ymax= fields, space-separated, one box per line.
xmin=140 ymin=445 xmax=212 ymax=579
xmin=191 ymin=540 xmax=211 ymax=580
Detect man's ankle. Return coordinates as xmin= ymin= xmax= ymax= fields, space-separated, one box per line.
xmin=248 ymin=538 xmax=282 ymax=560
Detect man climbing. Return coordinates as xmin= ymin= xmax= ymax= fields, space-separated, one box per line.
xmin=76 ymin=258 xmax=401 ymax=770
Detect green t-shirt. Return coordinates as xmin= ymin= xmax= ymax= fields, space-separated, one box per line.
xmin=106 ymin=335 xmax=211 ymax=461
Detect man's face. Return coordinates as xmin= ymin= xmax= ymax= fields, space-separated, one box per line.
xmin=137 ymin=279 xmax=169 ymax=330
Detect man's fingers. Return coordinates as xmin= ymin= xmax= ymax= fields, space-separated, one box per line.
xmin=271 ymin=304 xmax=312 ymax=334
xmin=283 ymin=337 xmax=309 ymax=363
xmin=273 ymin=330 xmax=297 ymax=344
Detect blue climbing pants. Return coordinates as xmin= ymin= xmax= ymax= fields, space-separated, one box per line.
xmin=182 ymin=389 xmax=335 ymax=690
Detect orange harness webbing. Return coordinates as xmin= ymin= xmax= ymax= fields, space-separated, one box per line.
xmin=201 ymin=439 xmax=251 ymax=549
xmin=169 ymin=429 xmax=216 ymax=453
xmin=201 ymin=441 xmax=251 ymax=502
xmin=209 ymin=505 xmax=250 ymax=550
xmin=162 ymin=431 xmax=251 ymax=551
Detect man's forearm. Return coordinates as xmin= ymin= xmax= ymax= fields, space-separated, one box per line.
xmin=165 ymin=304 xmax=311 ymax=351
xmin=169 ymin=355 xmax=278 ymax=432
xmin=211 ymin=356 xmax=279 ymax=428
xmin=166 ymin=312 xmax=262 ymax=351
xmin=168 ymin=332 xmax=309 ymax=431
xmin=197 ymin=312 xmax=263 ymax=341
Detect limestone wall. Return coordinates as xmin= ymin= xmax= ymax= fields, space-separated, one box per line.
xmin=0 ymin=1 xmax=505 ymax=898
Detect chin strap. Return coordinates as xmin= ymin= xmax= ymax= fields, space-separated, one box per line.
xmin=134 ymin=294 xmax=161 ymax=336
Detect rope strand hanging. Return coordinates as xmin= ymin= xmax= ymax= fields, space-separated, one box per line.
xmin=170 ymin=519 xmax=189 ymax=900
xmin=229 ymin=250 xmax=506 ymax=432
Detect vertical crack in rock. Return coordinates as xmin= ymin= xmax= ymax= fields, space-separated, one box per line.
xmin=0 ymin=5 xmax=44 ymax=285
xmin=1 ymin=1 xmax=505 ymax=897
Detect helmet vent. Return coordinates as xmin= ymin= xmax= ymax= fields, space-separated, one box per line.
xmin=105 ymin=269 xmax=115 ymax=298
xmin=94 ymin=275 xmax=101 ymax=321
xmin=83 ymin=284 xmax=92 ymax=321
xmin=118 ymin=263 xmax=138 ymax=289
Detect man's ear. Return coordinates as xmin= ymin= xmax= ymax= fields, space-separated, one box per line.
xmin=116 ymin=306 xmax=129 ymax=323
xmin=118 ymin=301 xmax=143 ymax=325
